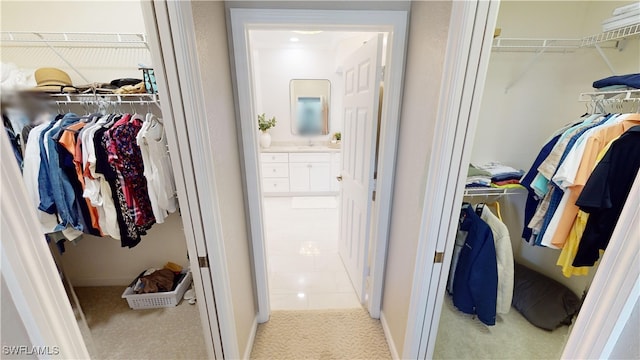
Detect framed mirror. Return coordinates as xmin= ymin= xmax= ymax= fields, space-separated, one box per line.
xmin=290 ymin=79 xmax=330 ymax=136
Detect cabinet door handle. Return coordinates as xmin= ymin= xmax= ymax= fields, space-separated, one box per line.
xmin=336 ymin=175 xmax=343 ymax=182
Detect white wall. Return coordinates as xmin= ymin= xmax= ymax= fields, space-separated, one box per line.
xmin=192 ymin=2 xmax=258 ymax=356
xmin=470 ymin=0 xmax=640 ymax=294
xmin=59 ymin=213 xmax=189 ymax=286
xmin=381 ymin=1 xmax=452 ymax=354
xmin=252 ymin=44 xmax=344 ymax=143
xmin=0 ymin=1 xmax=151 ymax=85
xmin=1 ymin=1 xmax=190 ymax=286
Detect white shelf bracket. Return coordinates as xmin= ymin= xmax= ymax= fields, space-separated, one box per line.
xmin=594 ymin=43 xmax=617 ymax=75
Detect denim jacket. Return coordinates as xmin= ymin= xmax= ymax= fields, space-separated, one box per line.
xmin=37 ymin=117 xmax=59 ymax=214
xmin=46 ymin=113 xmax=84 ymax=232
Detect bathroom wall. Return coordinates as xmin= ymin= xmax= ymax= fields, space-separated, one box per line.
xmin=251 ymin=31 xmax=390 ymax=144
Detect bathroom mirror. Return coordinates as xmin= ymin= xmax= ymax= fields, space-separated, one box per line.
xmin=290 ymin=79 xmax=330 ymax=136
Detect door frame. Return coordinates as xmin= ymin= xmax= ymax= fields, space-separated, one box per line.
xmin=228 ymin=8 xmax=409 ymax=322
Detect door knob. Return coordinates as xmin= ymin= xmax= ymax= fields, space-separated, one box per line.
xmin=336 ymin=175 xmax=343 ymax=182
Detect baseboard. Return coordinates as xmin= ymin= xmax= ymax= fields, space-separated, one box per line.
xmin=380 ymin=310 xmax=401 ymax=360
xmin=243 ymin=316 xmax=258 ymax=360
xmin=69 ymin=277 xmax=134 ymax=287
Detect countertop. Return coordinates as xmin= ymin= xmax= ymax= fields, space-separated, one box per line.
xmin=261 ymin=144 xmax=341 ymax=153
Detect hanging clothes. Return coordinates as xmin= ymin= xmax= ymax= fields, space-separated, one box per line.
xmin=21 ymin=109 xmax=176 ymax=249
xmin=572 ymin=125 xmax=640 ymax=266
xmin=476 ymin=204 xmax=514 ymax=315
xmin=136 ymin=113 xmax=178 ymax=224
xmin=543 ymin=114 xmax=640 ymax=249
xmin=452 ymin=204 xmax=498 ymax=326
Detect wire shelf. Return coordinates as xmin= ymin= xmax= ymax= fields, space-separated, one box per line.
xmin=580 ymin=23 xmax=640 ymax=47
xmin=463 ymin=187 xmax=526 ymax=197
xmin=492 ymin=38 xmax=581 ymax=52
xmin=47 ymin=93 xmax=160 ymax=106
xmin=1 ymin=31 xmax=148 ymax=48
xmin=579 ymin=89 xmax=640 ymax=101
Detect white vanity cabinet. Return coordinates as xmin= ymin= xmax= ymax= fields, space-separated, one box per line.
xmin=261 ymin=153 xmax=290 ymax=193
xmin=289 ymin=153 xmax=332 ymax=192
xmin=261 ymin=150 xmax=340 ymax=195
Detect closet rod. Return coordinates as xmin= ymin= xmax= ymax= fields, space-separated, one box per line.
xmin=463 ymin=187 xmax=526 ymax=197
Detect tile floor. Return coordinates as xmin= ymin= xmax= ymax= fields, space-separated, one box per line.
xmin=263 ymin=196 xmax=362 ymax=310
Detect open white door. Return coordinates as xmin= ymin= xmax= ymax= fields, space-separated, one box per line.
xmin=339 ymin=34 xmax=384 ymax=303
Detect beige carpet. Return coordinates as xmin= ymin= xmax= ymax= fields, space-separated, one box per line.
xmin=251 ymin=308 xmax=391 ymax=360
xmin=433 ymin=296 xmax=570 ymax=359
xmin=74 ymin=286 xmax=207 ymax=360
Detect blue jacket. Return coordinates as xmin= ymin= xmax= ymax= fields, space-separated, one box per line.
xmin=453 ymin=205 xmax=498 ymax=326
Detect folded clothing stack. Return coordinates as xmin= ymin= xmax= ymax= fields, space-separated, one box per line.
xmin=593 ymin=73 xmax=640 ymax=90
xmin=467 ymin=162 xmax=525 ymax=188
xmin=601 ymin=2 xmax=640 ymax=32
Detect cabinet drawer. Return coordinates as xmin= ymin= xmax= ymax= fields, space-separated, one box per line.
xmin=263 ymin=178 xmax=289 ymax=192
xmin=262 ymin=163 xmax=289 ymax=178
xmin=289 ymin=153 xmax=331 ymax=163
xmin=261 ymin=153 xmax=288 ymax=163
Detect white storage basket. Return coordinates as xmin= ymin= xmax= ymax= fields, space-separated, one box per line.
xmin=121 ymin=271 xmax=192 ymax=310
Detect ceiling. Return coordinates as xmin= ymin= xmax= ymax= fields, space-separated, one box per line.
xmin=249 ymin=30 xmax=379 ymax=50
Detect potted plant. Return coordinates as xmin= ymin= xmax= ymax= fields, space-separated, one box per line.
xmin=258 ymin=113 xmax=277 ymax=148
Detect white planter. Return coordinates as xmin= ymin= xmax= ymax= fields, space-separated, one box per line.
xmin=260 ymin=131 xmax=272 ymax=148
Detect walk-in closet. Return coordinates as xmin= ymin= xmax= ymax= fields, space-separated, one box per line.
xmin=1 ymin=2 xmax=208 ymax=359
xmin=433 ymin=1 xmax=639 ymax=359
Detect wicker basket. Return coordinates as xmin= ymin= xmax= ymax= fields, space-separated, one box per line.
xmin=121 ymin=271 xmax=192 ymax=310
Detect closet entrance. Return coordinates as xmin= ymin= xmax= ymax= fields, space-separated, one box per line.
xmin=251 ymin=29 xmax=384 ymax=310
xmin=0 ymin=2 xmax=215 ymax=358
xmin=428 ymin=1 xmax=640 ymax=359
xmin=229 ymin=8 xmax=408 ymax=320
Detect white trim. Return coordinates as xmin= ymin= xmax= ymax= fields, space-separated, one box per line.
xmin=562 ymin=172 xmax=640 ymax=359
xmin=0 ymin=125 xmax=90 ymax=359
xmin=143 ymin=1 xmax=228 ymax=358
xmin=228 ymin=7 xmax=408 ymax=323
xmin=403 ymin=1 xmax=500 ymax=358
xmin=380 ymin=311 xmax=400 ymax=360
xmin=162 ymin=0 xmax=239 ymax=357
xmin=243 ymin=316 xmax=259 ymax=360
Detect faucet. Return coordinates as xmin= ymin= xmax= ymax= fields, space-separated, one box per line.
xmin=308 ymin=139 xmax=315 ymax=146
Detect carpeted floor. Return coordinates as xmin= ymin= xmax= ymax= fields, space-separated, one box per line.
xmin=251 ymin=308 xmax=392 ymax=359
xmin=433 ymin=296 xmax=570 ymax=359
xmin=74 ymin=286 xmax=207 ymax=360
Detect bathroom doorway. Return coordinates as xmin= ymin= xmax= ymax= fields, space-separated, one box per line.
xmin=252 ymin=29 xmax=386 ymax=310
xmin=229 ymin=8 xmax=408 ymax=321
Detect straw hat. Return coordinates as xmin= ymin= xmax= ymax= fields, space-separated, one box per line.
xmin=31 ymin=68 xmax=76 ymax=93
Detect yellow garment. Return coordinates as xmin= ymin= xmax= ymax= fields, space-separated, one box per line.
xmin=557 ymin=137 xmax=618 ymax=277
xmin=489 ymin=183 xmax=526 ymax=189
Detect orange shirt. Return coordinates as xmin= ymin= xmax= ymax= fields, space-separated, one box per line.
xmin=59 ymin=122 xmax=102 ymax=234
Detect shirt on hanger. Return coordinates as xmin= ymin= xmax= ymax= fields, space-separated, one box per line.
xmin=136 ymin=114 xmax=178 ymax=224
xmin=572 ymin=125 xmax=640 ymax=266
xmin=22 ymin=121 xmax=59 ymax=234
xmin=477 ymin=204 xmax=514 ymax=314
xmin=452 ymin=205 xmax=498 ymax=326
xmin=520 ymin=134 xmax=562 ymax=242
xmin=556 ymin=138 xmax=616 ymax=277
